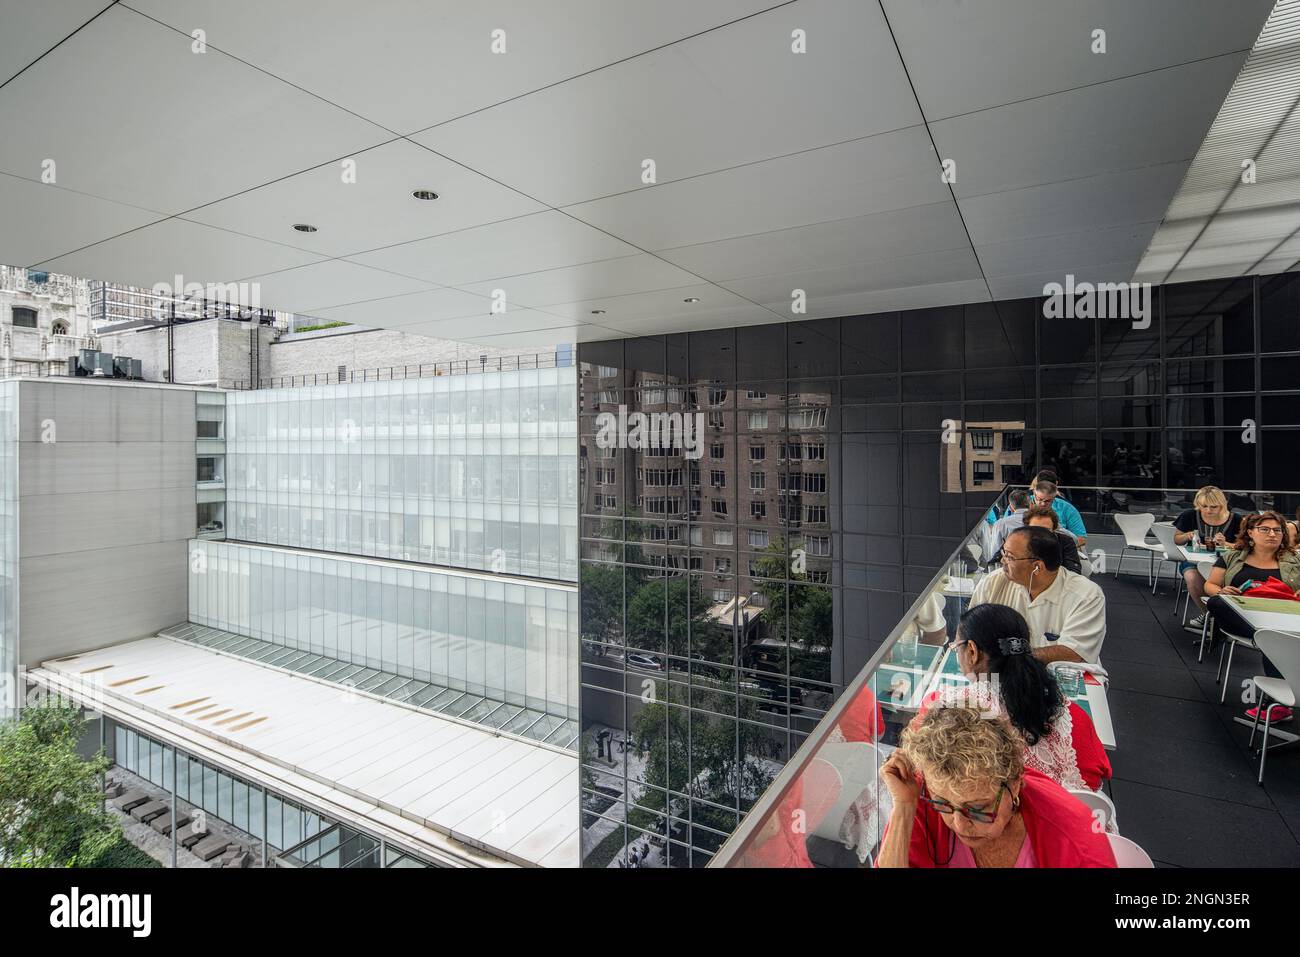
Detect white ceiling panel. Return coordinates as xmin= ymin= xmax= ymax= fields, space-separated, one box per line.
xmin=885 ymin=0 xmax=1273 ymax=121
xmin=958 ymin=162 xmax=1190 ymax=248
xmin=985 ymin=262 xmax=1147 ymax=302
xmin=34 ymin=219 xmax=324 ymax=290
xmin=656 ymin=201 xmax=969 ymax=282
xmin=0 ymin=0 xmax=109 ymax=86
xmin=237 ymin=261 xmax=438 ymax=313
xmin=0 ymin=173 xmax=162 ymax=268
xmin=0 ymin=4 xmax=390 ymax=217
xmin=720 ymin=246 xmax=984 ymax=305
xmin=416 ymin=0 xmax=921 ymax=207
xmin=125 ymin=0 xmax=778 ymax=135
xmin=458 ymin=254 xmax=703 ymax=309
xmin=183 ymin=139 xmax=546 ymax=258
xmin=306 ymin=287 xmax=498 ymax=328
xmin=348 ymin=211 xmax=639 ymax=287
xmin=460 ymin=323 xmax=625 ymax=348
xmin=975 ymin=222 xmax=1159 ymax=279
xmin=563 ymin=126 xmax=948 ymax=251
xmin=765 ymin=278 xmax=991 ymax=321
xmin=539 ymin=283 xmax=774 ymax=326
xmin=932 ymin=55 xmax=1248 ymax=200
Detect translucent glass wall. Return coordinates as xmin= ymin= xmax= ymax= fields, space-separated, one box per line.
xmin=189 ymin=539 xmax=578 ymax=720
xmin=223 ymin=369 xmax=578 ymax=582
xmin=0 ymin=382 xmax=15 ymax=721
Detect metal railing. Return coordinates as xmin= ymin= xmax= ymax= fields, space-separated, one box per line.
xmin=227 ymin=350 xmax=572 ymax=390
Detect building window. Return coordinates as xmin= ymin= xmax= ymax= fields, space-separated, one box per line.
xmin=714 ymin=558 xmax=731 ymax=574
xmin=1001 ymin=464 xmax=1019 ymax=484
xmin=749 ymin=446 xmax=766 ymax=462
xmin=748 ymin=529 xmax=769 ymax=549
xmin=746 ymin=389 xmax=768 ymax=400
xmin=804 ymin=443 xmax=826 ymax=460
xmin=751 ymin=500 xmax=766 ymax=519
xmin=971 ymin=430 xmax=995 ymax=451
xmin=972 ymin=460 xmax=995 ymax=485
xmin=803 ymin=473 xmax=827 ymax=493
xmin=51 ymin=320 xmax=69 ymax=336
xmin=806 ymin=535 xmax=831 ymax=556
xmin=749 ymin=471 xmax=765 ymax=491
xmin=708 ymin=411 xmax=725 ymax=429
xmin=712 ymin=589 xmax=731 ymax=603
xmin=12 ymin=307 xmax=37 ymax=329
xmin=748 ymin=412 xmax=768 ymax=431
xmin=710 ymin=470 xmax=727 ymax=488
xmin=713 ymin=529 xmax=734 ymax=546
xmin=1002 ymin=432 xmax=1024 ymax=452
xmin=711 ymin=500 xmax=728 ymax=516
xmin=710 ymin=442 xmax=726 ymax=459
xmin=709 ymin=387 xmax=728 ymax=405
xmin=803 ymin=504 xmax=827 ymax=524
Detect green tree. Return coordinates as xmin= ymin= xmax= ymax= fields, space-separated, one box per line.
xmin=0 ymin=706 xmax=112 ymax=867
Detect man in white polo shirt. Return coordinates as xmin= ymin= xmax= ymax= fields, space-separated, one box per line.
xmin=969 ymin=525 xmax=1107 ymax=676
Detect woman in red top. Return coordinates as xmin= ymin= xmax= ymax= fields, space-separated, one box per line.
xmin=918 ymin=602 xmax=1110 ymax=791
xmin=877 ymin=706 xmax=1115 ymax=868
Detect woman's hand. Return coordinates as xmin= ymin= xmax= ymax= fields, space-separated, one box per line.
xmin=1213 ymin=532 xmax=1227 ymax=547
xmin=880 ymin=750 xmax=922 ymax=805
xmin=1221 ymin=585 xmax=1242 ymax=596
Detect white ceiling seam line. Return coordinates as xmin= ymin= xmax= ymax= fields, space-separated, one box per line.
xmin=0 ymin=0 xmax=120 ymax=92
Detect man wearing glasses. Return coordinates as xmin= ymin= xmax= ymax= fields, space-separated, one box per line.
xmin=968 ymin=526 xmax=1108 ymax=676
xmin=1203 ymin=511 xmax=1300 ymax=722
xmin=1032 ymin=479 xmax=1087 ymax=549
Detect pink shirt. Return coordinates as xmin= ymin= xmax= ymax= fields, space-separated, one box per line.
xmin=947 ymin=833 xmax=1039 ymax=868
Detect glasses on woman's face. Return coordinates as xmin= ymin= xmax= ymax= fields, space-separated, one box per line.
xmin=1254 ymin=525 xmax=1283 ymax=537
xmin=920 ymin=781 xmax=1009 ymax=824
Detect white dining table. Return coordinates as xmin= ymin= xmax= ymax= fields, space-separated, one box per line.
xmin=1224 ymin=596 xmax=1300 ymax=741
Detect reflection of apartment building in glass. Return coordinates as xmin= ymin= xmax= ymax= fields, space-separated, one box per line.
xmin=939 ymin=419 xmax=1027 ymax=493
xmin=15 ymin=367 xmax=581 ymax=868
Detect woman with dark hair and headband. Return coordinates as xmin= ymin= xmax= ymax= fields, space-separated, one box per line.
xmin=915 ymin=603 xmax=1110 ymax=791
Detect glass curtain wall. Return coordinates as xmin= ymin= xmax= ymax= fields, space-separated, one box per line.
xmin=223 ymin=368 xmax=579 ymax=581
xmin=188 ymin=539 xmax=578 ymax=721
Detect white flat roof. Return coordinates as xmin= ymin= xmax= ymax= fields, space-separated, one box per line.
xmin=37 ymin=636 xmax=578 ymax=867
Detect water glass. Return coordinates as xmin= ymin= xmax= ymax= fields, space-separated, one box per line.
xmin=1056 ymin=666 xmax=1085 ymax=698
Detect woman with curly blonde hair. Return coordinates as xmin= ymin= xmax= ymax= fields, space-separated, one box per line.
xmin=876 ymin=707 xmax=1115 ymax=868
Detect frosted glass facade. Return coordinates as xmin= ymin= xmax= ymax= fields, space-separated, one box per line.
xmin=0 ymin=383 xmax=15 ymax=720
xmin=224 ymin=369 xmax=578 ymax=581
xmin=188 ymin=539 xmax=578 ymax=720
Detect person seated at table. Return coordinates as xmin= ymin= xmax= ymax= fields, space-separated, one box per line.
xmin=1032 ymin=478 xmax=1087 ymax=548
xmin=1204 ymin=510 xmax=1300 ymax=722
xmin=916 ymin=603 xmax=1110 ymax=791
xmin=1021 ymin=504 xmax=1082 ymax=574
xmin=969 ymin=526 xmax=1108 ymax=676
xmin=876 ymin=706 xmax=1116 ymax=867
xmin=1174 ymin=486 xmax=1243 ymax=632
xmin=988 ymin=489 xmax=1032 ymax=561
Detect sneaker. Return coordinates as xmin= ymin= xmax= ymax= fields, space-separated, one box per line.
xmin=1246 ymin=704 xmax=1293 ymax=723
xmin=1185 ymin=613 xmax=1207 ymax=635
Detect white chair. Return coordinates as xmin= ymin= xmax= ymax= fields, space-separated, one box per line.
xmin=1195 ymin=560 xmax=1216 ymax=660
xmin=1069 ymin=787 xmax=1118 ymax=833
xmin=1113 ymin=513 xmax=1160 ymax=584
xmin=1107 ymin=832 xmax=1154 ymax=867
xmin=1149 ymin=523 xmax=1186 ymax=607
xmin=1215 ymin=614 xmax=1256 ymax=704
xmin=1248 ymin=630 xmax=1300 ymax=785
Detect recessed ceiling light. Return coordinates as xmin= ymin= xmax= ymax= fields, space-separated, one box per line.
xmin=591 ymin=309 xmax=606 ymax=315
xmin=292 ymin=223 xmax=317 ymax=233
xmin=683 ymin=297 xmax=701 ymax=303
xmin=412 ymin=189 xmax=439 ymax=201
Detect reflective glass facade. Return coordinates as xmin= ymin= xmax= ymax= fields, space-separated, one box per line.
xmin=224 ymin=368 xmax=578 ymax=582
xmin=577 ymin=275 xmax=1300 ymax=867
xmin=189 ymin=539 xmax=578 ymax=723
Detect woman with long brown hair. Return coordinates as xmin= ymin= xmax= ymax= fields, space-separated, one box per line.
xmin=1204 ymin=511 xmax=1300 ymax=722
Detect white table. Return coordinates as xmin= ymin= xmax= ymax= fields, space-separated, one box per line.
xmin=1223 ymin=596 xmax=1300 ymax=742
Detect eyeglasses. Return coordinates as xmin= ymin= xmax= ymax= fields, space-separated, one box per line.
xmin=1253 ymin=526 xmax=1283 ymax=537
xmin=1000 ymin=552 xmax=1032 ymax=565
xmin=920 ymin=781 xmax=1009 ymax=824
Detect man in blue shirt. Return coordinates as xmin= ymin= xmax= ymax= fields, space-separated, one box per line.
xmin=1033 ymin=479 xmax=1086 ymax=547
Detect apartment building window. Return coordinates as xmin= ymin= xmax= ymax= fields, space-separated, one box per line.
xmin=746 ymin=389 xmax=767 ymax=400
xmin=748 ymin=529 xmax=769 ymax=549
xmin=712 ymin=589 xmax=731 ymax=603
xmin=971 ymin=429 xmax=995 ymax=451
xmin=708 ymin=387 xmax=728 ymax=405
xmin=645 ymin=497 xmax=681 ymax=514
xmin=803 ymin=504 xmax=827 ymax=523
xmin=645 ymin=468 xmax=682 ymax=486
xmin=11 ymin=307 xmax=37 ymax=329
xmin=1001 ymin=465 xmax=1020 ymax=484
xmin=595 ymin=365 xmax=619 ymax=378
xmin=710 ymin=442 xmax=726 ymax=459
xmin=972 ymin=460 xmax=995 ymax=485
xmin=600 ymin=494 xmax=618 ymax=509
xmin=781 ymin=442 xmax=803 ymax=460
xmin=749 ymin=471 xmax=765 ymax=491
xmin=708 ymin=411 xmax=725 ymax=429
xmin=714 ymin=558 xmax=731 ymax=574
xmin=713 ymin=529 xmax=734 ymax=546
xmin=806 ymin=535 xmax=831 ymax=556
xmin=806 ymin=570 xmax=830 ymax=584
xmin=804 ymin=443 xmax=826 ymax=460
xmin=1002 ymin=432 xmax=1024 ymax=452
xmin=748 ymin=411 xmax=768 ymax=430
xmin=711 ymin=500 xmax=728 ymax=516
xmin=751 ymin=500 xmax=766 ymax=519
xmin=803 ymin=473 xmax=827 ymax=493
xmin=749 ymin=446 xmax=766 ymax=461
xmin=787 ymin=408 xmax=827 ymax=429
xmin=710 ymin=470 xmax=727 ymax=488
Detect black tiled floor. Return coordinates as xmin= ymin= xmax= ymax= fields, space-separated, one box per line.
xmin=1099 ymin=575 xmax=1300 ymax=866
